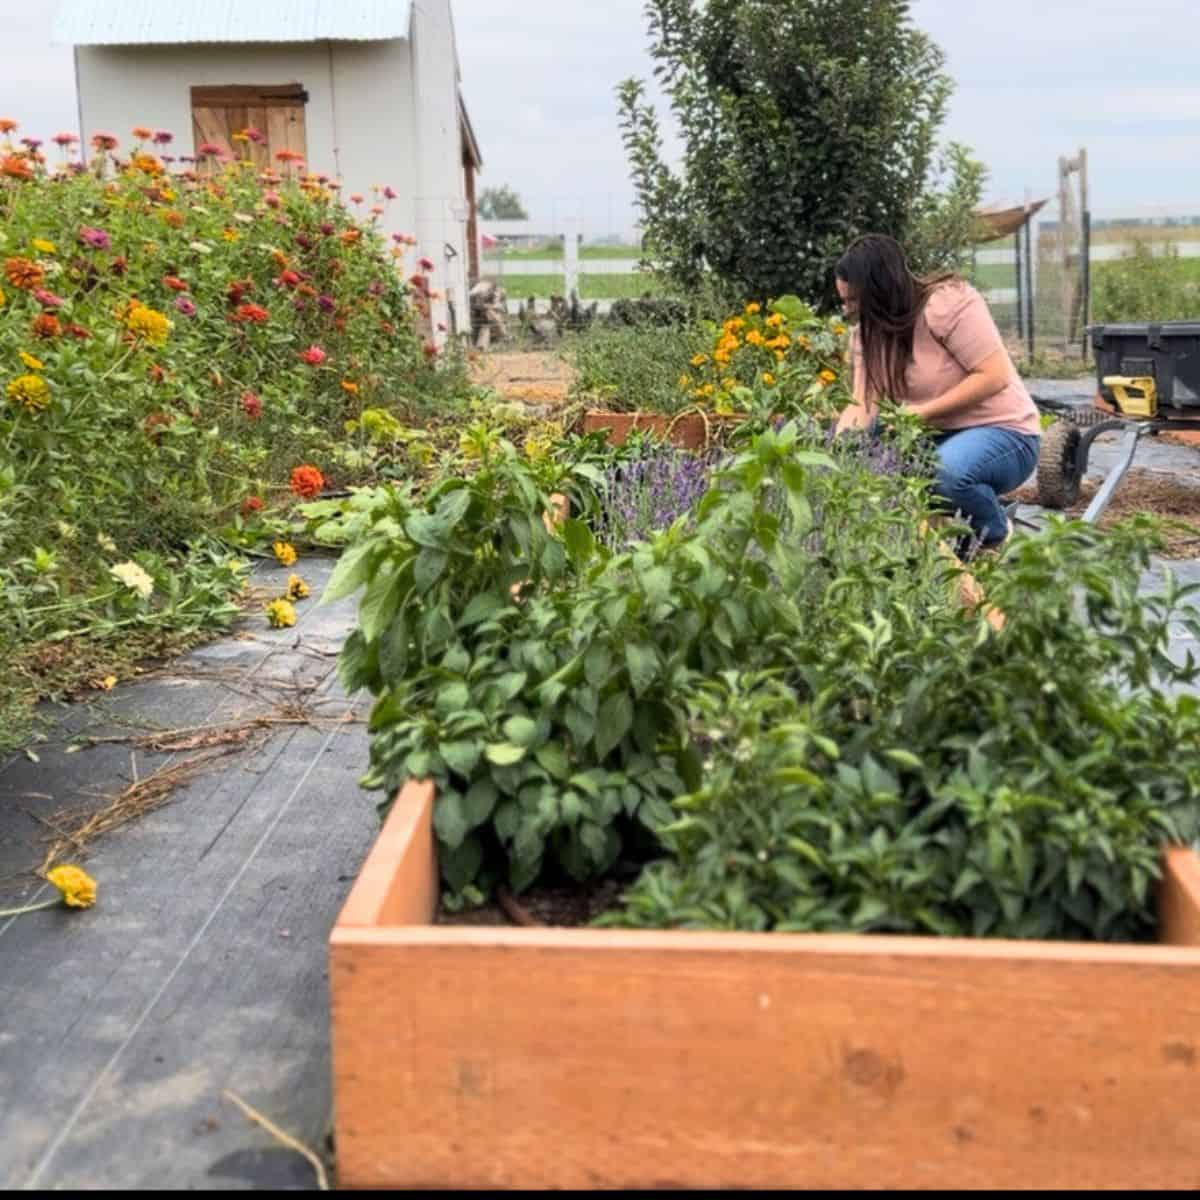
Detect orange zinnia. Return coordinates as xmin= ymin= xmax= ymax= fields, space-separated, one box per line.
xmin=1 ymin=155 xmax=33 ymax=180
xmin=5 ymin=257 xmax=44 ymax=290
xmin=31 ymin=313 xmax=61 ymax=339
xmin=289 ymin=465 xmax=325 ymax=499
xmin=162 ymin=275 xmax=188 ymax=292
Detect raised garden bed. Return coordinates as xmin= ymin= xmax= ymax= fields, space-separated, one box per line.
xmin=581 ymin=409 xmax=742 ymax=450
xmin=330 ymin=779 xmax=1200 ymax=1190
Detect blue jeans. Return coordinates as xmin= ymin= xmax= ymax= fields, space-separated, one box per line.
xmin=932 ymin=427 xmax=1040 ymax=546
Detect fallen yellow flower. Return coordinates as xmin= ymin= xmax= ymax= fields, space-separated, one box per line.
xmin=287 ymin=574 xmax=310 ymax=600
xmin=0 ymin=864 xmax=98 ymax=918
xmin=273 ymin=541 xmax=298 ymax=567
xmin=266 ymin=598 xmax=297 ymax=628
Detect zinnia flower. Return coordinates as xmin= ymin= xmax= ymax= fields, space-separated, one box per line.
xmin=162 ymin=275 xmax=188 ymax=291
xmin=349 ymin=193 xmax=364 ymax=205
xmin=299 ymin=345 xmax=326 ymax=366
xmin=175 ymin=296 xmax=196 ymax=316
xmin=418 ymin=256 xmax=435 ymax=272
xmin=110 ymin=560 xmax=154 ymax=599
xmin=273 ymin=541 xmax=298 ymax=567
xmin=0 ymin=118 xmax=17 ymax=134
xmin=125 ymin=304 xmax=171 ymax=345
xmin=31 ymin=238 xmax=56 ymax=255
xmin=53 ymin=132 xmax=79 ymax=148
xmin=110 ymin=255 xmax=128 ymax=274
xmin=274 ymin=149 xmax=303 ymax=164
xmin=279 ymin=270 xmax=301 ymax=287
xmin=383 ymin=186 xmax=397 ymax=200
xmin=264 ymin=191 xmax=281 ymax=209
xmin=340 ymin=380 xmax=359 ymax=395
xmin=287 ymin=574 xmax=310 ymax=600
xmin=196 ymin=141 xmax=223 ymax=157
xmin=132 ymin=126 xmax=153 ymax=140
xmin=91 ymin=132 xmax=118 ymax=151
xmin=6 ymin=373 xmax=50 ymax=411
xmin=66 ymin=323 xmax=91 ymax=339
xmin=317 ymin=294 xmax=336 ymax=313
xmin=234 ymin=303 xmax=269 ymax=324
xmin=153 ymin=130 xmax=174 ymax=145
xmin=19 ymin=351 xmax=44 ymax=370
xmin=240 ymin=495 xmax=264 ymax=517
xmin=240 ymin=390 xmax=262 ymax=418
xmin=265 ymin=598 xmax=297 ymax=628
xmin=1 ymin=156 xmax=33 ymax=180
xmin=32 ymin=288 xmax=65 ymax=309
xmin=341 ymin=229 xmax=361 ymax=246
xmin=46 ymin=865 xmax=97 ymax=909
xmin=245 ymin=128 xmax=265 ymax=144
xmin=289 ymin=464 xmax=324 ymax=499
xmin=32 ymin=314 xmax=61 ymax=338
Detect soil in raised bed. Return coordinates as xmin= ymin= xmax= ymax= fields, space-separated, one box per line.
xmin=437 ymin=876 xmax=627 ymax=929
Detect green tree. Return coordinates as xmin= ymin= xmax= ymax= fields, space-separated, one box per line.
xmin=618 ymin=0 xmax=987 ymax=308
xmin=478 ymin=184 xmax=530 ymax=220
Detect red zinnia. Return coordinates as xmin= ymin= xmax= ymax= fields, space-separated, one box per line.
xmin=162 ymin=275 xmax=188 ymax=291
xmin=240 ymin=390 xmax=263 ymax=418
xmin=66 ymin=323 xmax=92 ymax=340
xmin=279 ymin=270 xmax=301 ymax=287
xmin=235 ymin=303 xmax=269 ymax=324
xmin=32 ymin=314 xmax=61 ymax=338
xmin=299 ymin=345 xmax=326 ymax=366
xmin=91 ymin=132 xmax=119 ymax=151
xmin=418 ymin=256 xmax=435 ymax=272
xmin=240 ymin=495 xmax=264 ymax=517
xmin=289 ymin=465 xmax=325 ymax=499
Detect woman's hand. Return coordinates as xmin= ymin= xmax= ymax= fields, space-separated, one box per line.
xmin=835 ymin=401 xmax=875 ymax=436
xmin=905 ymin=349 xmax=1010 ymax=424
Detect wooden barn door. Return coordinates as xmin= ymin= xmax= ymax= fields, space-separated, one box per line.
xmin=190 ymin=84 xmax=308 ymax=170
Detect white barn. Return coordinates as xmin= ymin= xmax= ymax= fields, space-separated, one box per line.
xmin=52 ymin=0 xmax=483 ymax=343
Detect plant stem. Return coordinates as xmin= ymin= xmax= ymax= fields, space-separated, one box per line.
xmin=0 ymin=898 xmax=59 ymax=918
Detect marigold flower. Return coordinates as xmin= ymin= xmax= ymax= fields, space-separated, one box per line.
xmin=235 ymin=302 xmax=269 ymax=324
xmin=3 ymin=257 xmax=41 ymax=289
xmin=820 ymin=369 xmax=838 ymax=384
xmin=110 ymin=560 xmax=154 ymax=599
xmin=240 ymin=390 xmax=263 ymax=418
xmin=162 ymin=210 xmax=185 ymax=228
xmin=690 ymin=354 xmax=708 ymax=367
xmin=125 ymin=304 xmax=171 ymax=345
xmin=91 ymin=132 xmax=119 ymax=151
xmin=19 ymin=351 xmax=44 ymax=371
xmin=240 ymin=495 xmax=264 ymax=517
xmin=6 ymin=373 xmax=50 ymax=411
xmin=289 ymin=464 xmax=325 ymax=499
xmin=678 ymin=373 xmax=691 ymax=389
xmin=746 ymin=330 xmax=765 ymax=347
xmin=340 ymin=380 xmax=359 ymax=395
xmin=762 ymin=372 xmax=776 ymax=386
xmin=287 ymin=574 xmax=310 ymax=600
xmin=765 ymin=312 xmax=785 ymax=328
xmin=32 ymin=314 xmax=60 ymax=339
xmin=745 ymin=302 xmax=762 ymax=315
xmin=273 ymin=541 xmax=298 ymax=567
xmin=299 ymin=345 xmax=326 ymax=366
xmin=175 ymin=296 xmax=197 ymax=316
xmin=46 ymin=865 xmax=97 ymax=909
xmin=265 ymin=598 xmax=297 ymax=629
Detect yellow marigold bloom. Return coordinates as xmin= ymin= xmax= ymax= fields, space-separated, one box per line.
xmin=730 ymin=318 xmax=745 ymax=331
xmin=265 ymin=598 xmax=297 ymax=628
xmin=775 ymin=350 xmax=785 ymax=362
xmin=32 ymin=238 xmax=56 ymax=255
xmin=46 ymin=865 xmax=97 ymax=909
xmin=678 ymin=373 xmax=691 ymax=389
xmin=223 ymin=228 xmax=240 ymax=242
xmin=19 ymin=350 xmax=44 ymax=371
xmin=273 ymin=541 xmax=298 ymax=567
xmin=125 ymin=304 xmax=171 ymax=346
xmin=699 ymin=383 xmax=715 ymax=397
xmin=762 ymin=372 xmax=776 ymax=386
xmin=745 ymin=330 xmax=765 ymax=347
xmin=160 ymin=187 xmax=176 ymax=202
xmin=745 ymin=302 xmax=761 ymax=315
xmin=820 ymin=369 xmax=838 ymax=384
xmin=690 ymin=354 xmax=708 ymax=367
xmin=799 ymin=336 xmax=812 ymax=351
xmin=6 ymin=373 xmax=49 ymax=410
xmin=722 ymin=377 xmax=737 ymax=390
xmin=765 ymin=313 xmax=785 ymax=328
xmin=286 ymin=574 xmax=310 ymax=600
xmin=714 ymin=396 xmax=735 ymax=416
xmin=832 ymin=323 xmax=847 ymax=336
xmin=713 ymin=350 xmax=731 ymax=366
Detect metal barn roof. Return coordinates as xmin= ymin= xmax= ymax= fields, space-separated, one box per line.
xmin=52 ymin=0 xmax=414 ymax=46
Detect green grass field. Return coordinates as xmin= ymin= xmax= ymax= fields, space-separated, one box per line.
xmin=492 ymin=273 xmax=653 ymax=301
xmin=482 ymin=244 xmax=642 ymax=263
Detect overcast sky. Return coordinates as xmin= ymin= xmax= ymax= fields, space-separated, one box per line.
xmin=2 ymin=1 xmax=1197 ymax=237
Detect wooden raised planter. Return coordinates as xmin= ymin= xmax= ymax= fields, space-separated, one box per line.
xmin=330 ymin=781 xmax=1200 ymax=1190
xmin=582 ymin=409 xmax=743 ymax=450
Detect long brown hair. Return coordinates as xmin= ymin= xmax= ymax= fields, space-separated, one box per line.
xmin=835 ymin=234 xmax=957 ymax=404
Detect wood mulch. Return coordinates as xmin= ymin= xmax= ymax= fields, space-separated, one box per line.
xmin=467 ymin=350 xmax=574 ymax=408
xmin=1010 ymin=468 xmax=1200 ymax=557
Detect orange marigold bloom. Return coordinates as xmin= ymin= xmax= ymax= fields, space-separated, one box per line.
xmin=31 ymin=314 xmax=61 ymax=339
xmin=5 ymin=257 xmax=44 ymax=290
xmin=289 ymin=465 xmax=325 ymax=499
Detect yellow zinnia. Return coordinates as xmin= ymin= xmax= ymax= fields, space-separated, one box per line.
xmin=273 ymin=541 xmax=298 ymax=567
xmin=19 ymin=350 xmax=44 ymax=371
xmin=32 ymin=238 xmax=56 ymax=255
xmin=125 ymin=304 xmax=171 ymax=346
xmin=6 ymin=373 xmax=49 ymax=411
xmin=46 ymin=865 xmax=97 ymax=908
xmin=265 ymin=598 xmax=297 ymax=628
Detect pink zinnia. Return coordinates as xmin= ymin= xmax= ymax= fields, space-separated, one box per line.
xmin=245 ymin=128 xmax=265 ymax=144
xmin=317 ymin=294 xmax=336 ymax=313
xmin=197 ymin=142 xmax=222 ymax=157
xmin=53 ymin=132 xmax=79 ymax=147
xmin=383 ymin=186 xmax=397 ymax=200
xmin=264 ymin=191 xmax=281 ymax=209
xmin=153 ymin=130 xmax=174 ymax=145
xmin=33 ymin=287 xmax=65 ymax=309
xmin=79 ymin=226 xmax=111 ymax=250
xmin=418 ymin=256 xmax=435 ymax=272
xmin=299 ymin=345 xmax=326 ymax=366
xmin=369 ymin=205 xmax=384 ymax=216
xmin=91 ymin=132 xmax=118 ymax=151
xmin=175 ymin=296 xmax=197 ymax=316
xmin=350 ymin=193 xmax=364 ymax=205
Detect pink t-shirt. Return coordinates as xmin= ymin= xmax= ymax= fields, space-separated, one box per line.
xmin=850 ymin=281 xmax=1040 ymax=436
